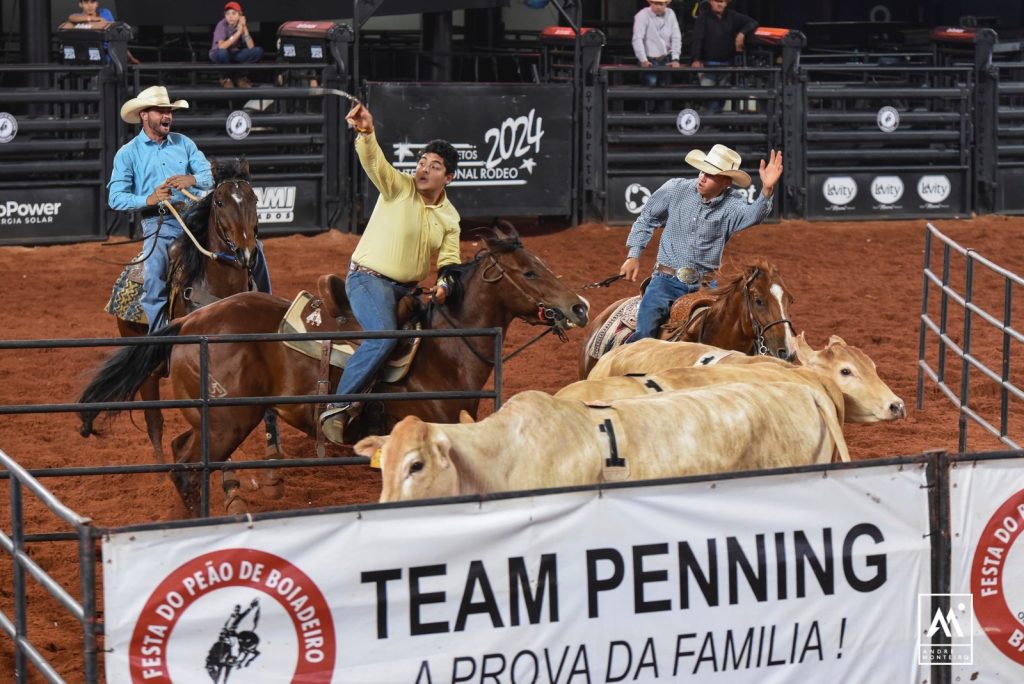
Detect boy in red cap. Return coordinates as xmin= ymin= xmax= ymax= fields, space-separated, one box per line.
xmin=210 ymin=2 xmax=263 ymax=88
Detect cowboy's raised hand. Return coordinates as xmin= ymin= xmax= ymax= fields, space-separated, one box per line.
xmin=345 ymin=104 xmax=373 ymax=135
xmin=758 ymin=149 xmax=783 ymax=189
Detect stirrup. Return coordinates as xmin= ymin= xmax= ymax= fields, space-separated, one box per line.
xmin=319 ymin=403 xmax=352 ymax=445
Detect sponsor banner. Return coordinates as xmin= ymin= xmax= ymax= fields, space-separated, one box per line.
xmin=0 ymin=186 xmax=100 ymax=243
xmin=104 ymin=464 xmax=929 ymax=682
xmin=807 ymin=170 xmax=967 ymax=219
xmin=363 ymin=83 xmax=573 ymax=218
xmin=949 ymin=458 xmax=1024 ymax=680
xmin=606 ymin=175 xmax=780 ymax=225
xmin=252 ymin=179 xmax=320 ymax=233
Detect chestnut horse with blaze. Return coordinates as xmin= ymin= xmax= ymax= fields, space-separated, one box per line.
xmin=579 ymin=259 xmax=796 ymax=378
xmin=78 ymin=226 xmax=589 ymax=516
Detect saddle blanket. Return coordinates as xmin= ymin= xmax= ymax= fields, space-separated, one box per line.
xmin=585 ymin=296 xmax=641 ymax=360
xmin=104 ymin=251 xmax=147 ymax=324
xmin=279 ymin=290 xmax=419 ymax=384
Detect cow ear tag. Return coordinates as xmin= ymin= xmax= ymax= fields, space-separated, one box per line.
xmin=370 ymin=448 xmax=382 ymax=470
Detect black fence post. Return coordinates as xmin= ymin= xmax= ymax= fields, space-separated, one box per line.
xmin=971 ymin=29 xmax=998 ymax=215
xmin=780 ymin=30 xmax=806 ymax=219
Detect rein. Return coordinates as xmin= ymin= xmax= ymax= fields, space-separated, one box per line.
xmin=159 ymin=179 xmax=254 ymax=267
xmin=434 ymin=250 xmax=570 ymax=366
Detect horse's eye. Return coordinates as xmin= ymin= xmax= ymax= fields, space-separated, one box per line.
xmin=840 ymin=367 xmax=853 ymax=376
xmin=754 ymin=298 xmax=764 ymax=307
xmin=409 ymin=461 xmax=424 ymax=474
xmin=214 ymin=200 xmax=224 ymax=208
xmin=523 ymin=270 xmax=537 ymax=279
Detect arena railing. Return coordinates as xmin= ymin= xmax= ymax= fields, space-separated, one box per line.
xmin=917 ymin=222 xmax=1024 ymax=452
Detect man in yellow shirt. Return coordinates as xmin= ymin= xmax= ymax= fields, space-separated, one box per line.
xmin=320 ymin=103 xmax=461 ymax=444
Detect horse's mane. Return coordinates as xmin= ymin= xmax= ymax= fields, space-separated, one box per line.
xmin=708 ymin=257 xmax=776 ymax=297
xmin=176 ymin=158 xmax=252 ymax=286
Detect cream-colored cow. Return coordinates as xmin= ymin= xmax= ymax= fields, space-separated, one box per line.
xmin=358 ymin=383 xmax=848 ymax=502
xmin=586 ymin=333 xmax=905 ymax=423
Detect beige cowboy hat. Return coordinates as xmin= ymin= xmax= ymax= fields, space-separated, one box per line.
xmin=684 ymin=144 xmax=751 ymax=188
xmin=120 ymin=86 xmax=189 ymax=123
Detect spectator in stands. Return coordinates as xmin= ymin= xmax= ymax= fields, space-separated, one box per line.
xmin=690 ymin=0 xmax=757 ymax=113
xmin=632 ymin=0 xmax=682 ymax=88
xmin=67 ymin=0 xmax=140 ymax=64
xmin=619 ymin=144 xmax=782 ymax=342
xmin=107 ymin=85 xmax=272 ymax=333
xmin=318 ymin=104 xmax=461 ymax=445
xmin=210 ymin=1 xmax=263 ymax=88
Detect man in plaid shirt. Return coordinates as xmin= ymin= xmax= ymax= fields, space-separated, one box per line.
xmin=620 ymin=144 xmax=783 ymax=341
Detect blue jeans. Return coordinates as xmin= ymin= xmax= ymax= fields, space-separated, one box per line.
xmin=627 ymin=272 xmax=702 ymax=343
xmin=642 ymin=55 xmax=671 ymax=88
xmin=333 ymin=269 xmax=415 ymax=398
xmin=210 ymin=47 xmax=264 ymax=64
xmin=140 ymin=215 xmax=271 ymax=333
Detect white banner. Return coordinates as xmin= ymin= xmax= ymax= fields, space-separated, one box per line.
xmin=950 ymin=457 xmax=1024 ymax=680
xmin=104 ymin=464 xmax=930 ymax=683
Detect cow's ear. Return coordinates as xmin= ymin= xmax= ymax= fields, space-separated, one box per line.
xmin=793 ymin=331 xmax=814 ymax=362
xmin=827 ymin=334 xmax=848 ymax=348
xmin=354 ymin=435 xmax=387 ymax=458
xmin=458 ymin=410 xmax=476 ymax=424
xmin=431 ymin=429 xmax=454 ymax=469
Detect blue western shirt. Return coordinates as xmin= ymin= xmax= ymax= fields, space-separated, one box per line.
xmin=107 ymin=129 xmax=213 ymax=211
xmin=626 ymin=178 xmax=772 ymax=275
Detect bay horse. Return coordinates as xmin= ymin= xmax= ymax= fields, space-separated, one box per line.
xmin=578 ymin=259 xmax=796 ymax=378
xmin=107 ymin=158 xmax=281 ymax=462
xmin=78 ymin=225 xmax=589 ymax=517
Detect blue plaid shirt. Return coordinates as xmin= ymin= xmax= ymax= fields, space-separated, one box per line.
xmin=626 ymin=178 xmax=772 ymax=275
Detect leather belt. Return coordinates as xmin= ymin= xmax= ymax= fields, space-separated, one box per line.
xmin=655 ymin=263 xmax=704 ymax=285
xmin=349 ymin=261 xmax=417 ymax=289
xmin=139 ymin=206 xmax=161 ymax=219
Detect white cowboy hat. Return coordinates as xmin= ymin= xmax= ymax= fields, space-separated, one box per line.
xmin=684 ymin=144 xmax=751 ymax=188
xmin=120 ymin=86 xmax=189 ymax=123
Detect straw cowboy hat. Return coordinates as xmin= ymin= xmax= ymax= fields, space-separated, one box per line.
xmin=120 ymin=86 xmax=189 ymax=123
xmin=684 ymin=144 xmax=751 ymax=188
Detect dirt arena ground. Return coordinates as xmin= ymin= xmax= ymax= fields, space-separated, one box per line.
xmin=1 ymin=215 xmax=1023 ymax=679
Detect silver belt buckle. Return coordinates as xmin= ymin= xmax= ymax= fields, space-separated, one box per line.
xmin=676 ymin=267 xmax=699 ymax=285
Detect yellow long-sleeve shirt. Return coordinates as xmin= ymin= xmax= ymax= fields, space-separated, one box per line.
xmin=350 ymin=132 xmax=461 ymax=283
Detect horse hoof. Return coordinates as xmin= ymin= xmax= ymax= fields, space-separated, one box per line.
xmin=225 ymin=495 xmax=249 ymax=516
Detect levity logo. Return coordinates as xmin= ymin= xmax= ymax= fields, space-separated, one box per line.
xmin=917 ymin=175 xmax=951 ymax=205
xmin=0 ymin=200 xmax=63 ymax=225
xmin=822 ymin=176 xmax=857 ymax=206
xmin=254 ymin=186 xmax=296 ymax=223
xmin=871 ymin=176 xmax=904 ymax=205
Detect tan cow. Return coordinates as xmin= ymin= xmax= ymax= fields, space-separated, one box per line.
xmin=555 ymin=363 xmax=848 ymax=423
xmin=586 ymin=333 xmax=905 ymax=423
xmin=357 ymin=383 xmax=848 ymax=502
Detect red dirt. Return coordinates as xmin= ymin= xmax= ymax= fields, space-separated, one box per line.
xmin=1 ymin=216 xmax=1023 ymax=680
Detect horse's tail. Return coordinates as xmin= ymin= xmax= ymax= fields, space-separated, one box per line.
xmin=77 ymin=322 xmax=184 ymax=437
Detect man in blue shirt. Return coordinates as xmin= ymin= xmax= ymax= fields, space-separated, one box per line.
xmin=108 ymin=85 xmax=271 ymax=332
xmin=620 ymin=144 xmax=782 ymax=342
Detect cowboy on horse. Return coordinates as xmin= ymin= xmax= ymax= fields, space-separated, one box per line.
xmin=107 ymin=85 xmax=272 ymax=332
xmin=619 ymin=143 xmax=783 ymax=342
xmin=318 ymin=102 xmax=461 ymax=444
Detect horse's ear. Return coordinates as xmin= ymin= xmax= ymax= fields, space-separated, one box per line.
xmin=209 ymin=157 xmax=220 ymax=180
xmin=238 ymin=156 xmax=250 ymax=179
xmin=494 ymin=218 xmax=518 ymax=239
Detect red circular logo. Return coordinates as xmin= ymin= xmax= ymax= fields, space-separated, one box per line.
xmin=128 ymin=548 xmax=336 ymax=682
xmin=970 ymin=488 xmax=1024 ymax=666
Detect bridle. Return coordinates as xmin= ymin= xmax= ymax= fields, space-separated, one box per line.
xmin=159 ymin=178 xmax=257 ymax=269
xmin=739 ymin=268 xmax=792 ymax=356
xmin=436 ymin=247 xmax=572 ymax=366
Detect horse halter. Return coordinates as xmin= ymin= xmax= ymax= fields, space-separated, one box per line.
xmin=479 ymin=249 xmax=572 ymax=330
xmin=741 ymin=268 xmax=792 ymax=356
xmin=209 ymin=178 xmax=257 ymax=269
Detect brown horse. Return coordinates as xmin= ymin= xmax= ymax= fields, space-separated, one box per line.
xmin=78 ymin=225 xmax=589 ymax=516
xmin=108 ymin=158 xmax=281 ymax=462
xmin=579 ymin=259 xmax=796 ymax=378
